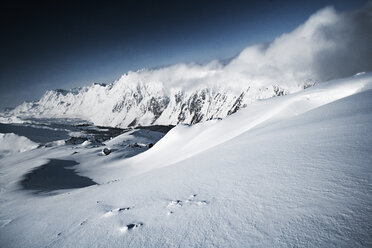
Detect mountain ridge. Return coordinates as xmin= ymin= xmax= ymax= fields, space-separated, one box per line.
xmin=10 ymin=78 xmax=311 ymax=128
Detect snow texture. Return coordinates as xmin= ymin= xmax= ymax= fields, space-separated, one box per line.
xmin=0 ymin=73 xmax=371 ymax=247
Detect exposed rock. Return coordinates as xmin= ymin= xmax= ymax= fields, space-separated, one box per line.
xmin=102 ymin=147 xmax=111 ymax=155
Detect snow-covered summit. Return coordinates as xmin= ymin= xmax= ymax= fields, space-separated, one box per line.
xmin=11 ymin=75 xmax=301 ymax=128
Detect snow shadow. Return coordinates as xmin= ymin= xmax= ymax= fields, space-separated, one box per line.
xmin=21 ymin=159 xmax=96 ymax=194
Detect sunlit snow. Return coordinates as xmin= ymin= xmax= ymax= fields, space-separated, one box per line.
xmin=0 ymin=73 xmax=371 ymax=247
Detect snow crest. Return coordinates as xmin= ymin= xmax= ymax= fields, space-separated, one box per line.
xmin=0 ymin=133 xmax=38 ymax=158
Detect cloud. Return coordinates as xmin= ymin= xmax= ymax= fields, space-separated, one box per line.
xmin=117 ymin=4 xmax=372 ymax=91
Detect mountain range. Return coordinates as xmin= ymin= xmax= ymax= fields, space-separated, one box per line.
xmin=10 ymin=74 xmax=312 ymax=128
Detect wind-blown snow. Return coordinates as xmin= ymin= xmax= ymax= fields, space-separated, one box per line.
xmin=0 ymin=73 xmax=371 ymax=247
xmin=9 ymin=4 xmax=372 ymax=128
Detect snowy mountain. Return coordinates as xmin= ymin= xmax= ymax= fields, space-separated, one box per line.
xmin=1 ymin=2 xmax=372 ymax=246
xmin=10 ymin=5 xmax=372 ymax=128
xmin=10 ymin=73 xmax=308 ymax=128
xmin=0 ymin=73 xmax=371 ymax=247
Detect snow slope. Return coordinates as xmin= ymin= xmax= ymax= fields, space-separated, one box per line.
xmin=0 ymin=133 xmax=38 ymax=158
xmin=100 ymin=72 xmax=372 ymax=179
xmin=0 ymin=73 xmax=371 ymax=247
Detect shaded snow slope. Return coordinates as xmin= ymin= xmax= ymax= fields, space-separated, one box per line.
xmin=0 ymin=73 xmax=371 ymax=247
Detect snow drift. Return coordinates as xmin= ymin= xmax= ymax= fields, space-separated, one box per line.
xmin=0 ymin=133 xmax=38 ymax=158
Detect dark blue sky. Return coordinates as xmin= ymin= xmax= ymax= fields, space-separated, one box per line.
xmin=0 ymin=0 xmax=367 ymax=109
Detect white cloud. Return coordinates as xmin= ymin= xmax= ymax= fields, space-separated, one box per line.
xmin=117 ymin=4 xmax=372 ymax=91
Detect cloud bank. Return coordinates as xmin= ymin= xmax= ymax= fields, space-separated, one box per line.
xmin=117 ymin=4 xmax=372 ymax=91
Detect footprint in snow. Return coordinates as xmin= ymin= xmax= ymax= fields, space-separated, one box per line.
xmin=103 ymin=207 xmax=131 ymax=217
xmin=195 ymin=200 xmax=208 ymax=206
xmin=120 ymin=222 xmax=143 ymax=233
xmin=167 ymin=200 xmax=183 ymax=208
xmin=106 ymin=179 xmax=119 ymax=184
xmin=166 ymin=194 xmax=208 ymax=215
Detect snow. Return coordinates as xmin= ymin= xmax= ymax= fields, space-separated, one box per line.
xmin=0 ymin=73 xmax=371 ymax=247
xmin=8 ymin=4 xmax=372 ymax=129
xmin=104 ymin=129 xmax=164 ymax=148
xmin=0 ymin=115 xmax=24 ymax=124
xmin=116 ymin=73 xmax=371 ymax=176
xmin=10 ymin=80 xmax=298 ymax=128
xmin=0 ymin=133 xmax=38 ymax=158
